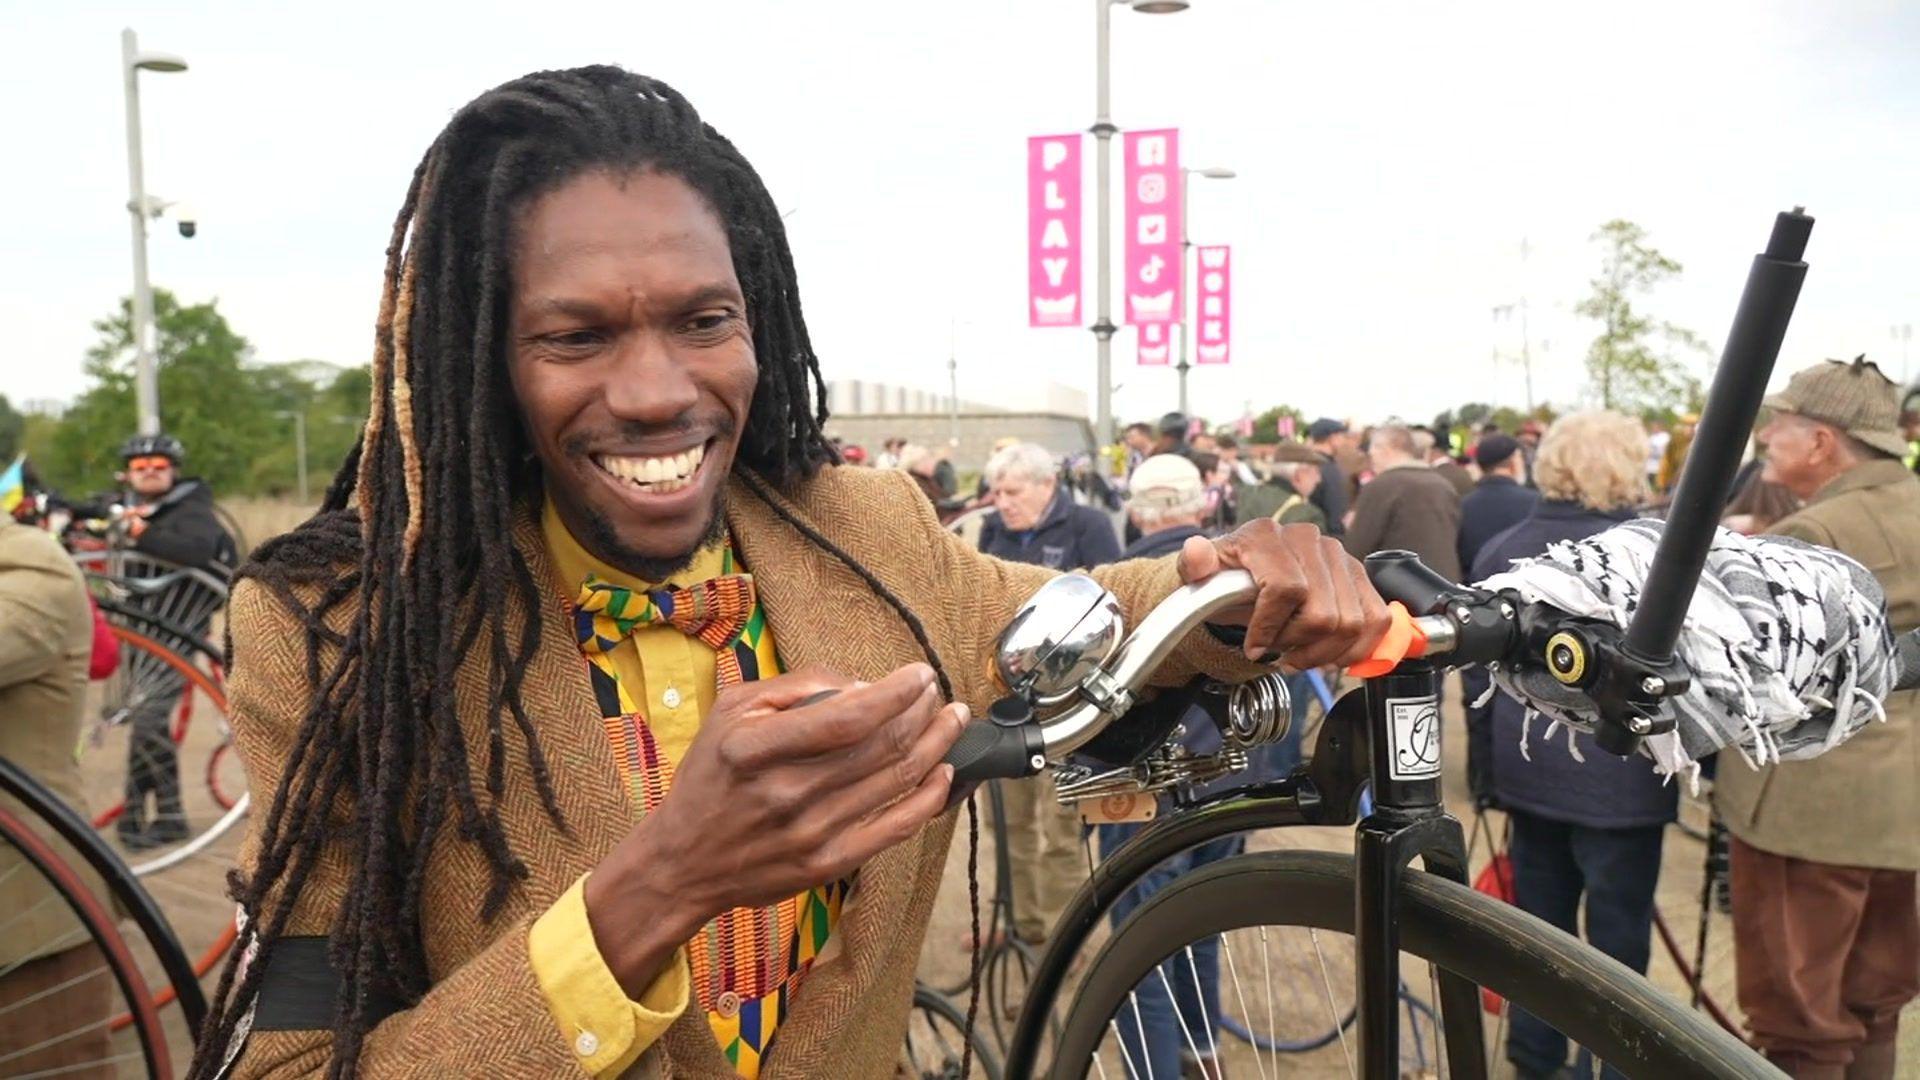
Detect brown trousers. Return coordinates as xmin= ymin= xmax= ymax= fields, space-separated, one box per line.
xmin=0 ymin=942 xmax=117 ymax=1079
xmin=1730 ymin=835 xmax=1920 ymax=1079
xmin=997 ymin=773 xmax=1086 ymax=942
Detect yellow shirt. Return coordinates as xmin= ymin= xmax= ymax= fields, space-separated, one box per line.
xmin=529 ymin=501 xmax=781 ymax=1077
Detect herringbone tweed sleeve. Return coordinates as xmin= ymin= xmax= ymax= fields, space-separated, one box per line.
xmin=217 ymin=578 xmax=617 ymax=1079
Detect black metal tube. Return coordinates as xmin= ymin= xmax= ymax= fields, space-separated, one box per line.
xmin=1624 ymin=208 xmax=1813 ymax=663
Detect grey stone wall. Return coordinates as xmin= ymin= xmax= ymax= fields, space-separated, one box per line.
xmin=822 ymin=411 xmax=1098 ymax=471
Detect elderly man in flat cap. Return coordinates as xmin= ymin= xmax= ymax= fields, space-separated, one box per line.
xmin=1234 ymin=442 xmax=1328 ymax=531
xmin=1716 ymin=357 xmax=1920 ymax=1080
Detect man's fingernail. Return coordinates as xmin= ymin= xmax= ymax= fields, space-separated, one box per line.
xmin=918 ymin=665 xmax=937 ymax=687
xmin=1256 ymin=649 xmax=1282 ymax=664
xmin=953 ymin=703 xmax=971 ymax=726
xmin=941 ymin=763 xmax=956 ymax=783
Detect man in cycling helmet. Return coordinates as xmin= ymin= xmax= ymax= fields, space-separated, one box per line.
xmin=111 ymin=433 xmax=236 ymax=849
xmin=115 ymin=434 xmax=236 ymax=571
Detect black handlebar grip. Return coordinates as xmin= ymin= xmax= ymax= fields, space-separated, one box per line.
xmin=1894 ymin=628 xmax=1920 ymax=692
xmin=942 ymin=721 xmax=1046 ymax=809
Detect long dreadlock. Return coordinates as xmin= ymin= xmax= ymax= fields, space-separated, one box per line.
xmin=190 ymin=65 xmax=980 ymax=1078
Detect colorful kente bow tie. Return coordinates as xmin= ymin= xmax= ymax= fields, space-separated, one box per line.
xmin=574 ymin=572 xmax=757 ymax=656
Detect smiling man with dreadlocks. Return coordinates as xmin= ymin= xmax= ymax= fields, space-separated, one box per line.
xmin=197 ymin=66 xmax=1389 ymax=1080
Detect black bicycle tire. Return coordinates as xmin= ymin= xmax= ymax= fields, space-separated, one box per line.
xmin=0 ymin=756 xmax=208 ymax=1032
xmin=93 ymin=595 xmax=225 ymax=664
xmin=0 ymin=799 xmax=173 ymax=1078
xmin=212 ymin=502 xmax=251 ymax=561
xmin=910 ymin=984 xmax=1004 ymax=1080
xmin=1047 ymin=849 xmax=1774 ymax=1080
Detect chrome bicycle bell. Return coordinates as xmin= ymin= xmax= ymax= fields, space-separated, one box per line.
xmin=992 ymin=574 xmax=1125 ymax=713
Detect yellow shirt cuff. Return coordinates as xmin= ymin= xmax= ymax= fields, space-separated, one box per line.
xmin=529 ymin=873 xmax=690 ymax=1077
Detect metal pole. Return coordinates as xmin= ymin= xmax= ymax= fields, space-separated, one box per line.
xmin=1091 ymin=0 xmax=1116 ymax=448
xmin=947 ymin=320 xmax=960 ymax=450
xmin=122 ymin=28 xmax=160 ymax=437
xmin=293 ymin=412 xmax=309 ymax=505
xmin=1176 ymin=172 xmax=1191 ymax=415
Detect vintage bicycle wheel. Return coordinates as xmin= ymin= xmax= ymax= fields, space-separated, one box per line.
xmin=0 ymin=795 xmax=184 ymax=1077
xmin=903 ymin=984 xmax=1002 ymax=1080
xmin=73 ymin=616 xmax=249 ymax=1017
xmin=83 ymin=620 xmax=246 ymax=857
xmin=1047 ymin=850 xmax=1772 ymax=1079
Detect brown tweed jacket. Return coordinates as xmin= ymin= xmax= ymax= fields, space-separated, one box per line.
xmin=220 ymin=466 xmax=1266 ymax=1078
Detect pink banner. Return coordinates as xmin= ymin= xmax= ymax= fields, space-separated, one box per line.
xmin=1123 ymin=128 xmax=1181 ymax=326
xmin=1137 ymin=323 xmax=1170 ymax=365
xmin=1027 ymin=134 xmax=1083 ymax=327
xmin=1194 ymin=244 xmax=1230 ymax=364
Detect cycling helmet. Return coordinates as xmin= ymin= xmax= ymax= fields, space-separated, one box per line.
xmin=119 ymin=433 xmax=185 ymax=464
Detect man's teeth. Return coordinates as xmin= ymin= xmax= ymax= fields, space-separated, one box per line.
xmin=596 ymin=445 xmax=705 ymax=492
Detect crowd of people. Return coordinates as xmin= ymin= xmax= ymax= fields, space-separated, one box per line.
xmin=842 ymin=355 xmax=1920 ymax=1080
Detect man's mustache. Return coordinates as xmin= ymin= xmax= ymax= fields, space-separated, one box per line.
xmin=561 ymin=415 xmax=736 ymax=456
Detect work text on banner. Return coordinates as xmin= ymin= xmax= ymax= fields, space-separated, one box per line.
xmin=1027 ymin=134 xmax=1083 ymax=328
xmin=1195 ymin=244 xmax=1230 ymax=364
xmin=1122 ymin=128 xmax=1181 ymax=326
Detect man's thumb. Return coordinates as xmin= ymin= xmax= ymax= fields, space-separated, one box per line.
xmin=1177 ymin=535 xmax=1219 ymax=583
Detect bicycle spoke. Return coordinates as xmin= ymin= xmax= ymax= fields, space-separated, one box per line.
xmin=10 ymin=1048 xmax=149 ymax=1078
xmin=1126 ymin=991 xmax=1154 ymax=1080
xmin=1258 ymin=926 xmax=1279 ymax=1079
xmin=1104 ymin=1018 xmax=1135 ymax=1079
xmin=0 ymin=961 xmax=110 ymax=1021
xmin=1217 ymin=931 xmax=1268 ymax=1080
xmin=1310 ymin=927 xmax=1355 ymax=1079
xmin=1182 ymin=944 xmax=1221 ymax=1068
xmin=1154 ymin=962 xmax=1206 ymax=1067
xmin=1427 ymin=964 xmax=1445 ymax=1078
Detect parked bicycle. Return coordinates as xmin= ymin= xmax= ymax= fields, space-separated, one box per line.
xmin=925 ymin=210 xmax=1905 ymax=1078
xmin=0 ymin=755 xmax=206 ymax=1078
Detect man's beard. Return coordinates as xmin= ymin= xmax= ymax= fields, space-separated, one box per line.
xmin=577 ymin=490 xmax=730 ymax=582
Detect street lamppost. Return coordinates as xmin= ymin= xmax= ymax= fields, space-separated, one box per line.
xmin=1093 ymin=0 xmax=1190 ymax=447
xmin=121 ymin=28 xmax=188 ymax=438
xmin=273 ymin=411 xmax=310 ymax=505
xmin=1175 ymin=164 xmax=1234 ymax=415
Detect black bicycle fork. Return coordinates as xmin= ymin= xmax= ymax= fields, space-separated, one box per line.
xmin=1353 ymin=659 xmax=1486 ymax=1079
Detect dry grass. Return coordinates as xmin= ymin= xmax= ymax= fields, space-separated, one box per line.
xmin=220 ymin=497 xmax=319 ymax=555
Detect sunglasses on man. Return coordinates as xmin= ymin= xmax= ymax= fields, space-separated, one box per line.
xmin=125 ymin=456 xmax=175 ymax=472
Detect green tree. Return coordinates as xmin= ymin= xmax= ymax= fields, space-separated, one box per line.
xmin=0 ymin=395 xmax=22 ymax=460
xmin=1245 ymin=404 xmax=1306 ymax=445
xmin=46 ymin=289 xmax=275 ymax=495
xmin=1574 ymin=220 xmax=1709 ymax=413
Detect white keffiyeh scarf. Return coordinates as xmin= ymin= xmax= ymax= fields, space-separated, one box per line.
xmin=1473 ymin=519 xmax=1895 ymax=783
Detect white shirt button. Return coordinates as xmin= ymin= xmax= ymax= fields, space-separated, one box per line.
xmin=662 ymin=686 xmax=682 ymax=709
xmin=575 ymin=1031 xmax=600 ymax=1057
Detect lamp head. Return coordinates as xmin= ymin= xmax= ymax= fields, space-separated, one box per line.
xmin=132 ymin=51 xmax=188 ymax=73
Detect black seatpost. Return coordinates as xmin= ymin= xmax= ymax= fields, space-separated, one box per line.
xmin=1596 ymin=208 xmax=1815 ymax=754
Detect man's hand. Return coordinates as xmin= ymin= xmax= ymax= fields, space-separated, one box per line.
xmin=582 ymin=664 xmax=966 ymax=996
xmin=1177 ymin=519 xmax=1391 ymax=672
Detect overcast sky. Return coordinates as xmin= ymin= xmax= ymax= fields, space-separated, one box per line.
xmin=4 ymin=0 xmax=1916 ymax=429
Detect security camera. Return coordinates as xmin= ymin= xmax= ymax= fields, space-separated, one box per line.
xmin=174 ymin=203 xmax=198 ymax=239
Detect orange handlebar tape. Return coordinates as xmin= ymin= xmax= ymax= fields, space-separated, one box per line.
xmin=1346 ymin=601 xmax=1429 ymax=679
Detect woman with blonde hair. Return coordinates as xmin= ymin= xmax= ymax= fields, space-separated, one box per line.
xmin=1469 ymin=410 xmax=1674 ymax=1080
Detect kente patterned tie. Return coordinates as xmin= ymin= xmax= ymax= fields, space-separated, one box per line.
xmin=570 ymin=555 xmax=845 ymax=1078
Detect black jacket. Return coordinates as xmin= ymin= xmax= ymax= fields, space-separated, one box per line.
xmin=1470 ymin=500 xmax=1676 ymax=829
xmin=1308 ymin=451 xmax=1348 ymax=535
xmin=1456 ymin=475 xmax=1540 ymax=575
xmin=978 ymin=487 xmax=1121 ymax=571
xmin=135 ymin=480 xmax=237 ymax=572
